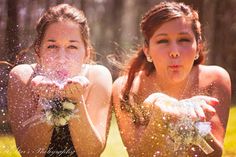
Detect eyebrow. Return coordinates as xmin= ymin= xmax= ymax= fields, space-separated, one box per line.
xmin=155 ymin=33 xmax=167 ymax=37
xmin=154 ymin=32 xmax=191 ymax=37
xmin=179 ymin=32 xmax=191 ymax=35
xmin=47 ymin=39 xmax=79 ymax=43
xmin=47 ymin=39 xmax=56 ymax=42
xmin=69 ymin=40 xmax=79 ymax=43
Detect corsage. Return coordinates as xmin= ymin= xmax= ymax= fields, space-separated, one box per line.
xmin=22 ymin=97 xmax=79 ymax=128
xmin=167 ymin=101 xmax=214 ymax=155
xmin=40 ymin=97 xmax=79 ymax=127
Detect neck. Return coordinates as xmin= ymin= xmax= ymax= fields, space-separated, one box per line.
xmin=153 ymin=72 xmax=191 ymax=100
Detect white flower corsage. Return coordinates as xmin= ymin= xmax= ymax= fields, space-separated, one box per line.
xmin=167 ymin=101 xmax=214 ymax=155
xmin=22 ymin=97 xmax=79 ymax=128
xmin=41 ymin=97 xmax=79 ymax=127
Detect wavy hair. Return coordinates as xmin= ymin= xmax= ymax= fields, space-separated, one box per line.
xmin=121 ymin=1 xmax=207 ymax=124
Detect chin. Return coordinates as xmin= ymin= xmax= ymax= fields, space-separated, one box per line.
xmin=169 ymin=75 xmax=186 ymax=84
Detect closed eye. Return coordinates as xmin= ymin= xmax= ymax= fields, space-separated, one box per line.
xmin=178 ymin=38 xmax=191 ymax=42
xmin=47 ymin=45 xmax=58 ymax=49
xmin=157 ymin=39 xmax=169 ymax=44
xmin=68 ymin=45 xmax=78 ymax=49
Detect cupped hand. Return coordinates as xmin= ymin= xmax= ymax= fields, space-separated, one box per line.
xmin=184 ymin=95 xmax=219 ymax=121
xmin=143 ymin=93 xmax=219 ymax=122
xmin=60 ymin=75 xmax=90 ymax=101
xmin=143 ymin=93 xmax=179 ymax=125
xmin=31 ymin=75 xmax=60 ymax=99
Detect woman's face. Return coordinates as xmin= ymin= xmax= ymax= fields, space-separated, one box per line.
xmin=39 ymin=21 xmax=86 ymax=80
xmin=144 ymin=17 xmax=198 ymax=83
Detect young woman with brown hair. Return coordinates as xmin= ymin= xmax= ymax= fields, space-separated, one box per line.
xmin=113 ymin=2 xmax=231 ymax=156
xmin=8 ymin=4 xmax=112 ymax=157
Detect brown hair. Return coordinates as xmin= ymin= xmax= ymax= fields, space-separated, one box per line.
xmin=15 ymin=4 xmax=94 ymax=65
xmin=121 ymin=1 xmax=206 ymax=124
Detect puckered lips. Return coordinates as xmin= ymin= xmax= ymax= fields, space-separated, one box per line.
xmin=168 ymin=64 xmax=182 ymax=71
xmin=55 ymin=69 xmax=69 ymax=80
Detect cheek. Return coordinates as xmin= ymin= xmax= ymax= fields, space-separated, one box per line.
xmin=39 ymin=56 xmax=57 ymax=70
xmin=182 ymin=47 xmax=196 ymax=60
xmin=40 ymin=56 xmax=54 ymax=65
xmin=71 ymin=49 xmax=86 ymax=62
xmin=149 ymin=47 xmax=168 ymax=67
xmin=181 ymin=50 xmax=196 ymax=72
xmin=68 ymin=53 xmax=84 ymax=65
xmin=151 ymin=52 xmax=169 ymax=65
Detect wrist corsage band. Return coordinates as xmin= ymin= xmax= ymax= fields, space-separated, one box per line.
xmin=167 ymin=101 xmax=214 ymax=155
xmin=22 ymin=97 xmax=79 ymax=128
xmin=41 ymin=97 xmax=78 ymax=127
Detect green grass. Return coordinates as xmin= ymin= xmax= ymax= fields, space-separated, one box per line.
xmin=0 ymin=136 xmax=20 ymax=157
xmin=222 ymin=106 xmax=236 ymax=157
xmin=1 ymin=107 xmax=236 ymax=157
xmin=101 ymin=114 xmax=128 ymax=157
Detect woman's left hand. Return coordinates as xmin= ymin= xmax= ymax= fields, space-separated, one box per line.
xmin=144 ymin=93 xmax=219 ymax=123
xmin=31 ymin=75 xmax=60 ymax=99
xmin=60 ymin=76 xmax=90 ymax=101
xmin=181 ymin=96 xmax=219 ymax=121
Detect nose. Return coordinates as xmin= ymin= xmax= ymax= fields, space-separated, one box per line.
xmin=169 ymin=43 xmax=180 ymax=58
xmin=58 ymin=48 xmax=66 ymax=63
xmin=170 ymin=51 xmax=180 ymax=58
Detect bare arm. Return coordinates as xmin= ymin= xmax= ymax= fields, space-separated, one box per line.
xmin=8 ymin=64 xmax=53 ymax=157
xmin=204 ymin=66 xmax=231 ymax=156
xmin=112 ymin=77 xmax=168 ymax=156
xmin=68 ymin=65 xmax=112 ymax=156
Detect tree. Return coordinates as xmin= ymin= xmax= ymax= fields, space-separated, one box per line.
xmin=5 ymin=0 xmax=19 ymax=63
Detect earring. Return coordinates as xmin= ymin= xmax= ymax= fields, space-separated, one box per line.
xmin=146 ymin=55 xmax=153 ymax=62
xmin=194 ymin=53 xmax=199 ymax=60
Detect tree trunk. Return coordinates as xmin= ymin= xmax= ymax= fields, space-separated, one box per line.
xmin=212 ymin=0 xmax=236 ymax=102
xmin=1 ymin=0 xmax=19 ymax=133
xmin=5 ymin=0 xmax=19 ymax=63
xmin=120 ymin=0 xmax=138 ymax=48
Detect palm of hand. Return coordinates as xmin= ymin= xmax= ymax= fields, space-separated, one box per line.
xmin=143 ymin=93 xmax=217 ymax=122
xmin=61 ymin=76 xmax=90 ymax=101
xmin=31 ymin=75 xmax=60 ymax=99
xmin=31 ymin=75 xmax=90 ymax=100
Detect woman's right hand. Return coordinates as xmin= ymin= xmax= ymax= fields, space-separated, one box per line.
xmin=31 ymin=75 xmax=60 ymax=99
xmin=143 ymin=93 xmax=179 ymax=121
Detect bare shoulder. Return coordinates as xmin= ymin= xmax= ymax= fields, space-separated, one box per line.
xmin=199 ymin=65 xmax=231 ymax=88
xmin=112 ymin=75 xmax=128 ymax=111
xmin=9 ymin=64 xmax=35 ymax=85
xmin=87 ymin=64 xmax=112 ymax=84
xmin=113 ymin=75 xmax=127 ymax=95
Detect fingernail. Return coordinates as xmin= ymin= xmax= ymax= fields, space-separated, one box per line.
xmin=199 ymin=117 xmax=205 ymax=121
xmin=208 ymin=111 xmax=216 ymax=118
xmin=211 ymin=99 xmax=219 ymax=105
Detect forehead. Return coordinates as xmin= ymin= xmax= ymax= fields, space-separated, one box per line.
xmin=43 ymin=21 xmax=82 ymax=41
xmin=153 ymin=17 xmax=194 ymax=36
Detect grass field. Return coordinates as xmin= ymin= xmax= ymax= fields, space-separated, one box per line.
xmin=1 ymin=106 xmax=236 ymax=157
xmin=222 ymin=106 xmax=236 ymax=157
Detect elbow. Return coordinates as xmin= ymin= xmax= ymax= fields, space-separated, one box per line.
xmin=90 ymin=137 xmax=105 ymax=155
xmin=91 ymin=129 xmax=107 ymax=154
xmin=14 ymin=136 xmax=31 ymax=156
xmin=75 ymin=137 xmax=105 ymax=156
